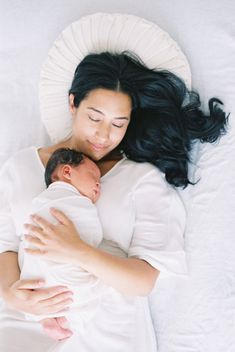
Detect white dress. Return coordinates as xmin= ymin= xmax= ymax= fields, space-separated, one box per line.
xmin=20 ymin=181 xmax=105 ymax=331
xmin=0 ymin=146 xmax=187 ymax=352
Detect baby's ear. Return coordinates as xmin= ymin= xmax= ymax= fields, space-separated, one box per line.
xmin=61 ymin=164 xmax=72 ymax=180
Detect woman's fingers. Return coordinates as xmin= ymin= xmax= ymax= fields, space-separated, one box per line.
xmin=50 ymin=208 xmax=71 ymax=225
xmin=24 ymin=224 xmax=48 ymax=241
xmin=39 ymin=291 xmax=74 ymax=307
xmin=33 ymin=286 xmax=72 ymax=301
xmin=30 ymin=214 xmax=55 ymax=233
xmin=24 ymin=248 xmax=47 ymax=256
xmin=24 ymin=234 xmax=44 ymax=247
xmin=15 ymin=280 xmax=70 ymax=298
xmin=43 ymin=298 xmax=73 ymax=315
xmin=7 ymin=279 xmax=74 ymax=316
xmin=15 ymin=278 xmax=45 ymax=290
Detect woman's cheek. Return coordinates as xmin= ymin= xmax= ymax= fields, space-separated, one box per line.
xmin=75 ymin=122 xmax=92 ymax=140
xmin=115 ymin=126 xmax=128 ymax=141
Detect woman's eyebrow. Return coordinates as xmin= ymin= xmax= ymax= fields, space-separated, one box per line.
xmin=87 ymin=107 xmax=129 ymax=120
xmin=87 ymin=107 xmax=104 ymax=115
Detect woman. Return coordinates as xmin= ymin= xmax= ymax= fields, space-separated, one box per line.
xmin=0 ymin=52 xmax=227 ymax=351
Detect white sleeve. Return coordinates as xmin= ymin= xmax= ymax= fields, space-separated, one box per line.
xmin=0 ymin=162 xmax=20 ymax=253
xmin=128 ymin=169 xmax=188 ymax=277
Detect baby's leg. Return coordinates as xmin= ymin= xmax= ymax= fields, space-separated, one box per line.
xmin=40 ymin=317 xmax=73 ymax=341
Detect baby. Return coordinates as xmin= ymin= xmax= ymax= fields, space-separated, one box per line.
xmin=20 ymin=148 xmax=105 ymax=339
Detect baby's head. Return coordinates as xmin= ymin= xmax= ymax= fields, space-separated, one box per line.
xmin=45 ymin=148 xmax=101 ymax=203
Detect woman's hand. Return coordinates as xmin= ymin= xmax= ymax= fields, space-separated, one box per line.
xmin=23 ymin=208 xmax=84 ymax=264
xmin=2 ymin=278 xmax=74 ymax=316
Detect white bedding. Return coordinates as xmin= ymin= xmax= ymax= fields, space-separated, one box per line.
xmin=1 ymin=1 xmax=235 ymax=351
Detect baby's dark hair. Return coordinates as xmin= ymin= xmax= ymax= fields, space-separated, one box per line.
xmin=45 ymin=148 xmax=84 ymax=187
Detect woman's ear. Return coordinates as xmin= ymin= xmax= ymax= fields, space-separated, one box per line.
xmin=69 ymin=94 xmax=76 ymax=114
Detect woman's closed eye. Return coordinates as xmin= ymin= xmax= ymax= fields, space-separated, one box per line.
xmin=88 ymin=115 xmax=124 ymax=128
xmin=88 ymin=115 xmax=100 ymax=122
xmin=112 ymin=123 xmax=124 ymax=128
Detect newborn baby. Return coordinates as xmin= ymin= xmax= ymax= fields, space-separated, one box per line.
xmin=20 ymin=148 xmax=105 ymax=339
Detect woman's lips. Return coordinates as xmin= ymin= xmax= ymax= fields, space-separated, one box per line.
xmin=88 ymin=141 xmax=108 ymax=151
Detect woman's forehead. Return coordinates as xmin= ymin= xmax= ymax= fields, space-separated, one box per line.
xmin=81 ymin=88 xmax=132 ymax=116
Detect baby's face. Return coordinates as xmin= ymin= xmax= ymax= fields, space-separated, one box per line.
xmin=70 ymin=157 xmax=101 ymax=203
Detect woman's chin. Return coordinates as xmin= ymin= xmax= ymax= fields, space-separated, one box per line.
xmin=85 ymin=149 xmax=108 ymax=161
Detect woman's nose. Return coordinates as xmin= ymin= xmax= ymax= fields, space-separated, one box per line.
xmin=95 ymin=124 xmax=110 ymax=142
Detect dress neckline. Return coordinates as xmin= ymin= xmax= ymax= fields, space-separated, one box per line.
xmin=32 ymin=146 xmax=46 ymax=173
xmin=99 ymin=156 xmax=127 ymax=181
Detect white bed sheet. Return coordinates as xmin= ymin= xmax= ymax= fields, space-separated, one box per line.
xmin=0 ymin=1 xmax=235 ymax=351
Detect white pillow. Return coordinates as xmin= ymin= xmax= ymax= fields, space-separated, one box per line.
xmin=39 ymin=12 xmax=191 ymax=143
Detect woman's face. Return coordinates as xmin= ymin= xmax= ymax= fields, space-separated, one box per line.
xmin=69 ymin=88 xmax=132 ymax=160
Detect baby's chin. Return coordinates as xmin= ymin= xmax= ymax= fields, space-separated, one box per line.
xmin=81 ymin=191 xmax=99 ymax=204
xmin=92 ymin=193 xmax=100 ymax=204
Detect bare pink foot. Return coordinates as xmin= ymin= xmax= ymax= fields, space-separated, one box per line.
xmin=40 ymin=317 xmax=73 ymax=340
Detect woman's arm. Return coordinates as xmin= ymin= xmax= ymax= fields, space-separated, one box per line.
xmin=24 ymin=209 xmax=160 ymax=296
xmin=0 ymin=251 xmax=20 ymax=296
xmin=73 ymin=241 xmax=160 ymax=296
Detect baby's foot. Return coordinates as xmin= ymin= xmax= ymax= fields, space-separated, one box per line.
xmin=40 ymin=317 xmax=73 ymax=340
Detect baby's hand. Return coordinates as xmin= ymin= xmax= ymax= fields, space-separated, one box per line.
xmin=40 ymin=317 xmax=73 ymax=340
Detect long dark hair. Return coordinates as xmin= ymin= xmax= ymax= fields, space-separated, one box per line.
xmin=69 ymin=52 xmax=228 ymax=188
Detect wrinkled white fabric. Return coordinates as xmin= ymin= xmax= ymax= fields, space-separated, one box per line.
xmin=20 ymin=181 xmax=105 ymax=331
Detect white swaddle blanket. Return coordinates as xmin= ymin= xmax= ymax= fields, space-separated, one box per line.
xmin=20 ymin=181 xmax=105 ymax=331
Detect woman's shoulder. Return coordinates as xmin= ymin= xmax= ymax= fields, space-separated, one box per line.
xmin=122 ymin=158 xmax=166 ymax=183
xmin=1 ymin=146 xmax=40 ymax=174
xmin=123 ymin=159 xmax=186 ymax=215
xmin=104 ymin=156 xmax=174 ymax=193
xmin=121 ymin=158 xmax=184 ymax=198
xmin=8 ymin=146 xmax=37 ymax=162
xmin=0 ymin=147 xmax=37 ymax=193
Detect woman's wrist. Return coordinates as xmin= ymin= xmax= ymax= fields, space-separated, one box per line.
xmin=0 ymin=251 xmax=20 ymax=299
xmin=0 ymin=284 xmax=10 ymax=301
xmin=0 ymin=282 xmax=16 ymax=305
xmin=70 ymin=239 xmax=92 ymax=266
